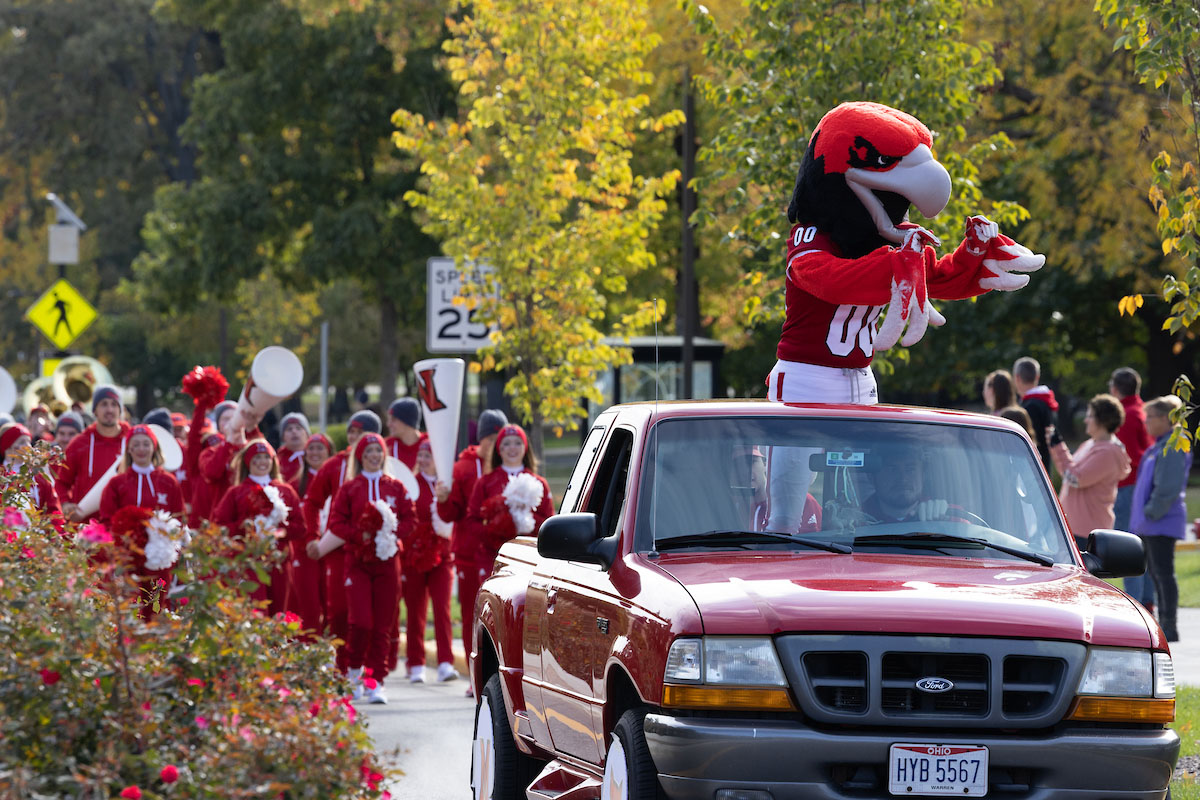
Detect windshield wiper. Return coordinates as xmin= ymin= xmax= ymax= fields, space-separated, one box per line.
xmin=853 ymin=532 xmax=1053 ymax=566
xmin=657 ymin=530 xmax=851 ymax=554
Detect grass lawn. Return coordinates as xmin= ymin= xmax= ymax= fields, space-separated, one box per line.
xmin=1175 ymin=687 xmax=1200 ymax=797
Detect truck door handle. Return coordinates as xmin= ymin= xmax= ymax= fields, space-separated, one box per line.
xmin=546 ymin=589 xmax=557 ymax=614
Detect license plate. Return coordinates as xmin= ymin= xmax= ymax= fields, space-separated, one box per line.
xmin=888 ymin=743 xmax=988 ymax=796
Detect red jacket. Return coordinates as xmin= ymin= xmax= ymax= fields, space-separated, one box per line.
xmin=195 ymin=430 xmax=264 ymax=523
xmin=437 ymin=445 xmax=487 ymax=563
xmin=213 ymin=479 xmax=305 ymax=545
xmin=1116 ymin=395 xmax=1154 ymax=489
xmin=289 ymin=466 xmax=320 ymax=501
xmin=466 ymin=467 xmax=554 ymax=566
xmin=278 ymin=446 xmax=306 ymax=483
xmin=302 ymin=451 xmax=350 ymax=540
xmin=409 ymin=472 xmax=452 ymax=572
xmin=328 ymin=473 xmax=416 ymax=564
xmin=55 ymin=422 xmax=132 ymax=507
xmin=99 ymin=468 xmax=185 ymax=524
xmin=386 ymin=433 xmax=428 ymax=471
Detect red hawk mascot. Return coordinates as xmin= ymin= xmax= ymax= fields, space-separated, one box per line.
xmin=769 ymin=101 xmax=1044 ymax=404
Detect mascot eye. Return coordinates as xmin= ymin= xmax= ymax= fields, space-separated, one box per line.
xmin=848 ymin=136 xmax=901 ymax=171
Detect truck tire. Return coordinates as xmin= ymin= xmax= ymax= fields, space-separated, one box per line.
xmin=602 ymin=708 xmax=666 ymax=800
xmin=471 ymin=673 xmax=538 ymax=800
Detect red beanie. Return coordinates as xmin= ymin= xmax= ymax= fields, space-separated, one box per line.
xmin=353 ymin=432 xmax=385 ymax=466
xmin=126 ymin=424 xmax=159 ymax=449
xmin=418 ymin=438 xmax=432 ymax=453
xmin=308 ymin=433 xmax=334 ymax=456
xmin=497 ymin=424 xmax=528 ymax=450
xmin=0 ymin=424 xmax=32 ymax=454
xmin=242 ymin=440 xmax=277 ymax=469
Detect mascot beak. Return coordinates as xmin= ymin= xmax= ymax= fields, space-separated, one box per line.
xmin=844 ymin=144 xmax=952 ymax=244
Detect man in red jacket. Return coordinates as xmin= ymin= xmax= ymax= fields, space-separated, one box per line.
xmin=436 ymin=408 xmax=506 ymax=693
xmin=385 ymin=397 xmax=427 ymax=469
xmin=277 ymin=412 xmax=311 ymax=483
xmin=1110 ymin=367 xmax=1157 ymax=610
xmin=55 ymin=385 xmax=131 ymax=522
xmin=304 ymin=410 xmax=380 ymax=672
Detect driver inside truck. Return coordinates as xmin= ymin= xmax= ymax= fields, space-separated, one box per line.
xmin=862 ymin=447 xmax=957 ymax=524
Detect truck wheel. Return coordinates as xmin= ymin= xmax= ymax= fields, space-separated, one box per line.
xmin=602 ymin=708 xmax=666 ymax=800
xmin=471 ymin=673 xmax=537 ymax=800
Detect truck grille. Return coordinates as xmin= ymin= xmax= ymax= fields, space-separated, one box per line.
xmin=778 ymin=636 xmax=1084 ymax=729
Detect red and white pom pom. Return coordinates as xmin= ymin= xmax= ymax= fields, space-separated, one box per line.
xmin=181 ymin=365 xmax=230 ymax=411
xmin=372 ymin=499 xmax=399 ymax=560
xmin=251 ymin=485 xmax=290 ymax=538
xmin=503 ymin=473 xmax=544 ymax=535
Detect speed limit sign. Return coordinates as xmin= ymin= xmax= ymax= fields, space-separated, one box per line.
xmin=426 ymin=257 xmax=496 ymax=353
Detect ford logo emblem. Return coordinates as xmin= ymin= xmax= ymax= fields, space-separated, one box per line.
xmin=915 ymin=677 xmax=954 ymax=693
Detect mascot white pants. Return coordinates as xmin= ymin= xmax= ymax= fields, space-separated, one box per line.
xmin=764 ymin=360 xmax=878 ymax=532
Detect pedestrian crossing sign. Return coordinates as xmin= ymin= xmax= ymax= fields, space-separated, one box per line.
xmin=26 ymin=279 xmax=97 ymax=350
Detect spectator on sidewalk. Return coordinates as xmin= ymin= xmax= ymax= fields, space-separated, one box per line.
xmin=1013 ymin=357 xmax=1058 ymax=472
xmin=1047 ymin=394 xmax=1130 ymax=551
xmin=1109 ymin=367 xmax=1157 ymax=610
xmin=982 ymin=369 xmax=1018 ymax=415
xmin=1130 ymin=396 xmax=1192 ymax=642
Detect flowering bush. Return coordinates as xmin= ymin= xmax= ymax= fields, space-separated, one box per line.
xmin=0 ymin=448 xmax=394 ymax=798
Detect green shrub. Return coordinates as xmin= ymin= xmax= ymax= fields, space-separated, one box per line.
xmin=0 ymin=448 xmax=393 ymax=799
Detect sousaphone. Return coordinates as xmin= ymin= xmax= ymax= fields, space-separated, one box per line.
xmin=52 ymin=355 xmax=115 ymax=408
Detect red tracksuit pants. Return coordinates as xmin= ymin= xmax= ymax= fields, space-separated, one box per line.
xmin=345 ymin=555 xmax=401 ymax=681
xmin=323 ymin=549 xmax=350 ymax=672
xmin=455 ymin=557 xmax=491 ymax=663
xmin=403 ymin=559 xmax=454 ymax=670
xmin=287 ymin=540 xmax=324 ymax=636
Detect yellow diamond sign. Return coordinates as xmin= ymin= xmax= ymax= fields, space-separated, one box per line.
xmin=26 ymin=279 xmax=97 ymax=350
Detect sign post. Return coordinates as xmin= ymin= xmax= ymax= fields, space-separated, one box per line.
xmin=426 ymin=257 xmax=496 ymax=354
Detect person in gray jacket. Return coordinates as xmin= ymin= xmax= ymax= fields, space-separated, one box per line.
xmin=1129 ymin=395 xmax=1193 ymax=641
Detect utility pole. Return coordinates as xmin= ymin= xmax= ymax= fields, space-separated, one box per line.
xmin=680 ymin=65 xmax=697 ymax=399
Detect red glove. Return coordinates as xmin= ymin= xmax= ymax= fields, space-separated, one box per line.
xmin=875 ymin=227 xmax=946 ymax=351
xmin=965 ymin=215 xmax=1045 ymax=291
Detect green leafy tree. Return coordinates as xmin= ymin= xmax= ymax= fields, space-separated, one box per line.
xmin=394 ymin=0 xmax=682 ymax=456
xmin=682 ymin=0 xmax=1029 ymax=375
xmin=135 ymin=0 xmax=448 ymax=409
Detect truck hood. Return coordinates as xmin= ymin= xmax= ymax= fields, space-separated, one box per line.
xmin=652 ymin=552 xmax=1155 ymax=648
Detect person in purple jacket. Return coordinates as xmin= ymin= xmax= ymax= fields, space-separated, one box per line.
xmin=1129 ymin=395 xmax=1193 ymax=642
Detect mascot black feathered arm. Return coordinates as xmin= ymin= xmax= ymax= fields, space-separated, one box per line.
xmin=777 ymin=102 xmax=1044 ymax=375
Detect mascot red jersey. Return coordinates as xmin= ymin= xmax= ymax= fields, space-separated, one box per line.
xmin=770 ymin=101 xmax=1044 ymax=404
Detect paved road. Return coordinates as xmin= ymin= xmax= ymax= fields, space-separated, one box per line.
xmin=365 ymin=675 xmax=476 ymax=799
xmin=1173 ymin=608 xmax=1200 ymax=687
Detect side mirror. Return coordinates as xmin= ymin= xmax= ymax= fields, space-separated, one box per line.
xmin=1081 ymin=529 xmax=1145 ymax=579
xmin=538 ymin=513 xmax=619 ymax=570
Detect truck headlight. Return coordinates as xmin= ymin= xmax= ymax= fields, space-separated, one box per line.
xmin=663 ymin=637 xmax=794 ymax=711
xmin=1067 ymin=648 xmax=1174 ymax=723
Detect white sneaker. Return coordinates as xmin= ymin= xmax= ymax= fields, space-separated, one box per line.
xmin=347 ymin=667 xmax=364 ymax=701
xmin=367 ymin=683 xmax=388 ymax=704
xmin=437 ymin=662 xmax=460 ymax=682
xmin=409 ymin=665 xmax=426 ymax=683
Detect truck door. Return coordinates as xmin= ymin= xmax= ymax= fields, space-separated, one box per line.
xmin=539 ymin=427 xmax=634 ymax=764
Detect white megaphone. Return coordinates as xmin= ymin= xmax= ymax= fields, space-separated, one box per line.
xmin=413 ymin=358 xmax=465 ymax=490
xmin=385 ymin=456 xmax=420 ymax=503
xmin=146 ymin=423 xmax=183 ymax=472
xmin=227 ymin=347 xmax=304 ymax=435
xmin=0 ymin=368 xmax=16 ymax=415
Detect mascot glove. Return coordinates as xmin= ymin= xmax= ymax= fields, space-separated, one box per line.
xmin=966 ymin=215 xmax=1046 ymax=292
xmin=875 ymin=228 xmax=947 ymax=351
xmin=915 ymin=499 xmax=949 ymax=521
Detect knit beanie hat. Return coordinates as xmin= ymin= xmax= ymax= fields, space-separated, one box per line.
xmin=212 ymin=400 xmax=237 ymax=429
xmin=92 ymin=385 xmax=120 ymax=412
xmin=0 ymin=423 xmax=31 ymax=454
xmin=477 ymin=409 xmax=508 ymax=441
xmin=55 ymin=412 xmax=84 ymax=433
xmin=496 ymin=424 xmax=528 ymax=450
xmin=347 ymin=410 xmax=381 ymax=434
xmin=388 ymin=397 xmax=421 ymax=428
xmin=307 ymin=433 xmax=334 ymax=456
xmin=142 ymin=407 xmax=172 ymax=430
xmin=127 ymin=424 xmax=159 ymax=449
xmin=242 ymin=440 xmax=276 ymax=469
xmin=353 ymin=432 xmax=386 ymax=465
xmin=279 ymin=411 xmax=311 ymax=436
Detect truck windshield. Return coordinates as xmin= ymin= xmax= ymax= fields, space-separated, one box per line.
xmin=637 ymin=416 xmax=1073 ymax=565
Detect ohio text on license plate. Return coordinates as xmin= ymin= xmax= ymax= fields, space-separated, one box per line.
xmin=888 ymin=743 xmax=988 ymax=796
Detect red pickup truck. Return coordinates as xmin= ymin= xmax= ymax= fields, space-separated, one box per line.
xmin=468 ymin=401 xmax=1178 ymax=800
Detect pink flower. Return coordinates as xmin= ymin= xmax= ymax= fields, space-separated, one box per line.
xmin=239 ymin=726 xmax=255 ymax=742
xmin=120 ymin=787 xmax=142 ymax=799
xmin=309 ymin=702 xmax=321 ymax=717
xmin=5 ymin=531 xmax=16 ymax=544
xmin=178 ymin=596 xmax=189 ymax=606
xmin=39 ymin=669 xmax=61 ymax=686
xmin=363 ymin=677 xmax=378 ymax=690
xmin=160 ymin=764 xmax=179 ymax=783
xmin=19 ymin=546 xmax=33 ymax=559
xmin=78 ymin=521 xmax=113 ymax=543
xmin=260 ymin=677 xmax=275 ymax=687
xmin=195 ymin=715 xmax=209 ymax=729
xmin=187 ymin=678 xmax=204 ymax=687
xmin=3 ymin=507 xmax=24 ymax=528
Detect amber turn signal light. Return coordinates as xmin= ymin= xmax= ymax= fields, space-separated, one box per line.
xmin=1066 ymin=697 xmax=1175 ymax=723
xmin=662 ymin=684 xmax=796 ymax=711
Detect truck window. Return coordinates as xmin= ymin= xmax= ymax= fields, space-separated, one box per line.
xmin=583 ymin=428 xmax=634 ymax=539
xmin=559 ymin=425 xmax=608 ymax=513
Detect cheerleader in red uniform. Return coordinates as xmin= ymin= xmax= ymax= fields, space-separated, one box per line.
xmin=403 ymin=440 xmax=457 ymax=683
xmin=99 ymin=425 xmax=185 ymax=523
xmin=307 ymin=432 xmax=415 ymax=703
xmin=213 ymin=441 xmax=304 ymax=614
xmin=286 ymin=432 xmax=333 ymax=634
xmin=465 ymin=424 xmax=554 ymax=569
xmin=277 ymin=412 xmax=311 ymax=483
xmin=0 ymin=423 xmax=64 ymax=532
